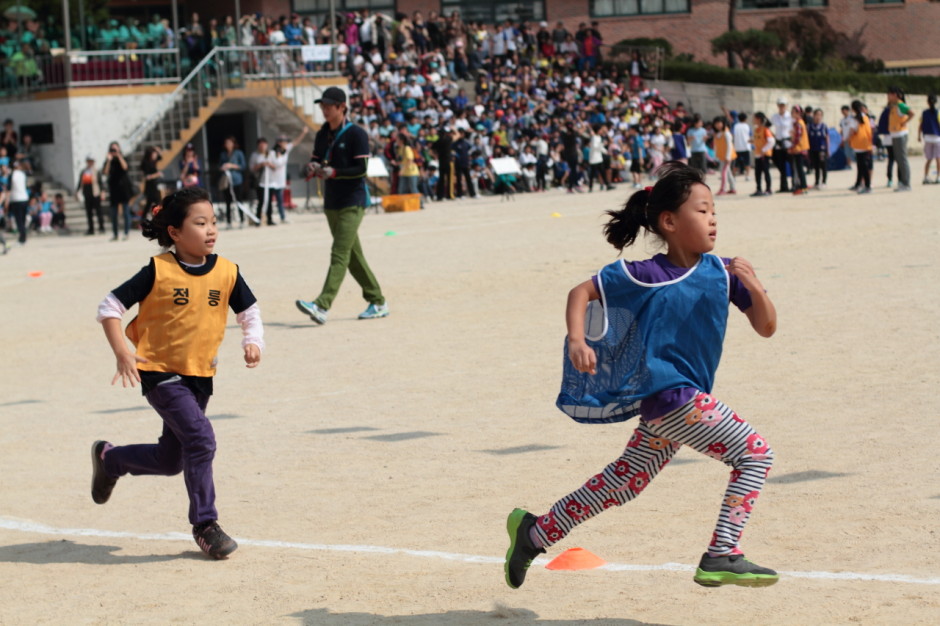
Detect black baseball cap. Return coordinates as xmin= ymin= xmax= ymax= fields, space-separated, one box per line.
xmin=315 ymin=87 xmax=347 ymax=105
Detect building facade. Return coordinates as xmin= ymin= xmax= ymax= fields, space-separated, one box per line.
xmin=121 ymin=1 xmax=938 ymax=74
xmin=279 ymin=0 xmax=936 ymax=74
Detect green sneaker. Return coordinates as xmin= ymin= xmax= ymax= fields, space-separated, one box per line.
xmin=504 ymin=508 xmax=545 ymax=589
xmin=693 ymin=553 xmax=779 ymax=588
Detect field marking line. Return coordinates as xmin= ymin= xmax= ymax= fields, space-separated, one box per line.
xmin=2 ymin=516 xmax=939 ymax=585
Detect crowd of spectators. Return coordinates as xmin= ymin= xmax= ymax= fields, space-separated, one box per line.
xmin=1 ymin=117 xmax=69 ymax=249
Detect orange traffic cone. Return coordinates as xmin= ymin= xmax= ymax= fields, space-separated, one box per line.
xmin=545 ymin=548 xmax=607 ymax=571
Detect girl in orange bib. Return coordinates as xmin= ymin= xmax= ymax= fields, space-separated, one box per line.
xmin=91 ymin=187 xmax=264 ymax=559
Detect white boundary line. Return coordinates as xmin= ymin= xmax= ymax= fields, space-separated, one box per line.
xmin=2 ymin=516 xmax=939 ymax=585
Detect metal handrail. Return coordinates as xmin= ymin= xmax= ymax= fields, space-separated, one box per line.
xmin=67 ymin=48 xmax=173 ymax=59
xmin=127 ymin=48 xmax=226 ymax=148
xmin=127 ymin=45 xmax=339 ymax=151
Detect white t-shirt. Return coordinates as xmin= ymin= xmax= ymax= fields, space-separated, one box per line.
xmin=648 ymin=133 xmax=667 ymax=156
xmin=839 ymin=116 xmax=855 ymax=140
xmin=266 ymin=144 xmax=292 ymax=189
xmin=588 ymin=134 xmax=605 ymax=165
xmin=519 ymin=151 xmax=538 ymax=166
xmin=249 ymin=151 xmax=271 ymax=187
xmin=732 ymin=121 xmax=751 ymax=152
xmin=10 ymin=168 xmax=28 ymax=202
xmin=771 ymin=112 xmax=792 ymax=147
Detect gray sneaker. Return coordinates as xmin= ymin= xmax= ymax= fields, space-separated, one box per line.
xmin=693 ymin=553 xmax=779 ymax=588
xmin=295 ymin=299 xmax=328 ymax=324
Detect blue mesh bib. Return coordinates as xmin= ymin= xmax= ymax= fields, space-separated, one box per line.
xmin=557 ymin=254 xmax=729 ymax=424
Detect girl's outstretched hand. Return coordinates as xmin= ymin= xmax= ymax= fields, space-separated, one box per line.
xmin=244 ymin=344 xmax=261 ymax=368
xmin=112 ymin=353 xmax=147 ymax=387
xmin=568 ymin=339 xmax=597 ymax=375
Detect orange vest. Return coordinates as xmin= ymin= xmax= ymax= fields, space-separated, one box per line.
xmin=753 ymin=126 xmax=773 ymax=156
xmin=888 ymin=104 xmax=909 ymax=134
xmin=714 ymin=130 xmax=736 ymax=162
xmin=849 ymin=114 xmax=873 ymax=152
xmin=126 ymin=253 xmax=237 ymax=377
xmin=792 ymin=119 xmax=810 ymax=153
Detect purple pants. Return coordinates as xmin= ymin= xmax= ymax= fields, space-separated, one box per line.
xmin=104 ymin=379 xmax=217 ymax=525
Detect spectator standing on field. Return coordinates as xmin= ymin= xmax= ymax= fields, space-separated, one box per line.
xmin=8 ymin=160 xmax=29 ymax=244
xmin=876 ymin=105 xmax=895 ymax=188
xmin=807 ymin=109 xmax=830 ymax=189
xmin=886 ymin=86 xmax=915 ymax=192
xmin=686 ymin=115 xmax=708 ymax=175
xmin=788 ymin=105 xmax=809 ymax=195
xmin=918 ymin=94 xmax=940 ymax=184
xmin=750 ymin=112 xmax=775 ymax=197
xmin=77 ymin=154 xmax=106 ymax=235
xmin=732 ymin=112 xmax=751 ymax=181
xmin=839 ymin=105 xmax=855 ymax=169
xmin=770 ymin=98 xmax=792 ymax=193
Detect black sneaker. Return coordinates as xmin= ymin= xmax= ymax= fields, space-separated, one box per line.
xmin=504 ymin=508 xmax=545 ymax=589
xmin=90 ymin=440 xmax=118 ymax=504
xmin=693 ymin=552 xmax=779 ymax=588
xmin=193 ymin=521 xmax=238 ymax=559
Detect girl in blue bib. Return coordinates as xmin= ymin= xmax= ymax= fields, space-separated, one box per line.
xmin=505 ymin=162 xmax=780 ymax=590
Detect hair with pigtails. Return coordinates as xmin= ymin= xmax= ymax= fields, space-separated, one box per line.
xmin=140 ymin=186 xmax=211 ymax=249
xmin=603 ymin=161 xmax=707 ymax=251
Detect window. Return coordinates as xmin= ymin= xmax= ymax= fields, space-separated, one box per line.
xmin=737 ymin=0 xmax=827 ymax=8
xmin=440 ymin=1 xmax=545 ymax=24
xmin=292 ymin=0 xmax=396 ymax=16
xmin=864 ymin=0 xmax=903 ymax=4
xmin=592 ymin=0 xmax=690 ymax=17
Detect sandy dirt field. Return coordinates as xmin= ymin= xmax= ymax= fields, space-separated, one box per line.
xmin=1 ymin=160 xmax=938 ymax=625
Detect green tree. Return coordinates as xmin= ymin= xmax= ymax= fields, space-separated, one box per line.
xmin=763 ymin=10 xmax=841 ymax=72
xmin=711 ymin=29 xmax=782 ymax=70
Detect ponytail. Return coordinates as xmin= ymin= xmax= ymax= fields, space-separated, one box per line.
xmin=603 ymin=161 xmax=706 ymax=252
xmin=604 ymin=187 xmax=651 ymax=251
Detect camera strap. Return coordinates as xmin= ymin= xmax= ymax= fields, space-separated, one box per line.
xmin=325 ymin=120 xmax=353 ymax=166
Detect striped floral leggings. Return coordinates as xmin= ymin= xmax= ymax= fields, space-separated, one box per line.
xmin=534 ymin=392 xmax=774 ymax=556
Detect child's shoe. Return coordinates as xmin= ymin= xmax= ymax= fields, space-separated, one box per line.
xmin=90 ymin=440 xmax=118 ymax=504
xmin=693 ymin=553 xmax=779 ymax=588
xmin=504 ymin=508 xmax=545 ymax=589
xmin=193 ymin=521 xmax=238 ymax=559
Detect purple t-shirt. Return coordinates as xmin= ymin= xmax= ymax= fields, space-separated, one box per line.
xmin=592 ymin=254 xmax=753 ymax=420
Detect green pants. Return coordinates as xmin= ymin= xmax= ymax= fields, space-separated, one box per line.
xmin=315 ymin=205 xmax=384 ymax=310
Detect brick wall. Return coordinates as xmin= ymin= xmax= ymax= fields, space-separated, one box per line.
xmin=186 ymin=0 xmax=938 ymax=69
xmin=551 ymin=0 xmax=940 ymax=68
